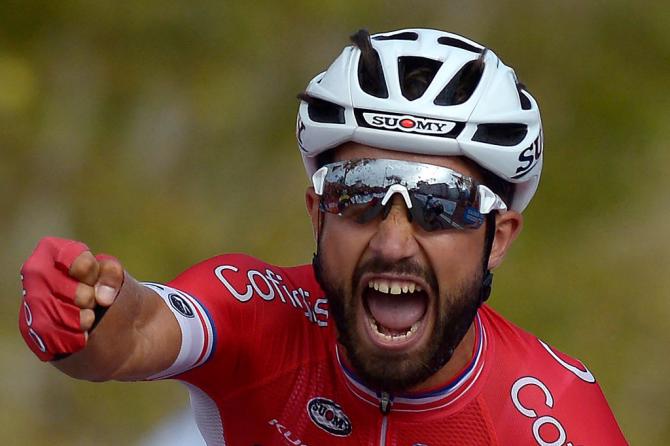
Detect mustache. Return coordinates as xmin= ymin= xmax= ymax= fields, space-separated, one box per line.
xmin=352 ymin=257 xmax=439 ymax=294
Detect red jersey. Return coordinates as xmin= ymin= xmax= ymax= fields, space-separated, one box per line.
xmin=143 ymin=254 xmax=627 ymax=446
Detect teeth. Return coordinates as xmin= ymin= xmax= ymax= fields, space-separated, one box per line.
xmin=367 ymin=279 xmax=422 ymax=295
xmin=369 ymin=317 xmax=421 ymax=342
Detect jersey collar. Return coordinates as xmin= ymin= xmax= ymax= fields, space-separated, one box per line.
xmin=335 ymin=312 xmax=488 ymax=413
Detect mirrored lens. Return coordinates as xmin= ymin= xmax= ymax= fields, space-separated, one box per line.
xmin=320 ymin=188 xmax=386 ymax=222
xmin=410 ymin=193 xmax=460 ymax=230
xmin=318 ymin=159 xmax=485 ymax=230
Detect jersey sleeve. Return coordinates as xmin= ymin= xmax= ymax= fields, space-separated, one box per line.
xmin=499 ymin=338 xmax=628 ymax=445
xmin=479 ymin=306 xmax=628 ymax=444
xmin=141 ymin=254 xmax=328 ymax=391
xmin=142 ymin=282 xmax=216 ymax=380
xmin=533 ymin=342 xmax=629 ymax=445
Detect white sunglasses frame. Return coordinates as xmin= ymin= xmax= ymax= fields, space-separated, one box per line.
xmin=312 ymin=161 xmax=507 ymax=216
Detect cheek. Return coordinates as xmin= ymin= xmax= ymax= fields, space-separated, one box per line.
xmin=319 ymin=216 xmax=371 ymax=281
xmin=419 ymin=229 xmax=485 ymax=284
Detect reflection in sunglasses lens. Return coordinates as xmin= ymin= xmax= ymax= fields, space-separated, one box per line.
xmin=317 ymin=159 xmax=488 ymax=231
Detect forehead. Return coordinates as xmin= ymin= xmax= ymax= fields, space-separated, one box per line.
xmin=332 ymin=143 xmax=481 ymax=181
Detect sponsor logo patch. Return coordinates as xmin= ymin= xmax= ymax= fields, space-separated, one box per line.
xmin=361 ymin=111 xmax=456 ymax=135
xmin=214 ymin=265 xmax=328 ymax=327
xmin=307 ymin=397 xmax=352 ymax=437
xmin=169 ymin=293 xmax=195 ymax=318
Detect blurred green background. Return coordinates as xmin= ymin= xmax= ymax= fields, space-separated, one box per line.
xmin=1 ymin=0 xmax=668 ymax=444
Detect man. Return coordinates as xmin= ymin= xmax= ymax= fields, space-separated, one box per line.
xmin=19 ymin=28 xmax=627 ymax=445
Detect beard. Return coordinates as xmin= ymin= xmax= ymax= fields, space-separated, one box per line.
xmin=313 ymin=251 xmax=484 ymax=393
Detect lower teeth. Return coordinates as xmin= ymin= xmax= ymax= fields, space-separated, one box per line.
xmin=369 ymin=318 xmax=419 ymax=342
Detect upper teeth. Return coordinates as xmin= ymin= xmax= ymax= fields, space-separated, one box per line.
xmin=368 ymin=279 xmax=422 ymax=294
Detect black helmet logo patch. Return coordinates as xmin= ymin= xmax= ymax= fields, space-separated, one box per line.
xmin=307 ymin=397 xmax=352 ymax=437
xmin=358 ymin=110 xmax=457 ymax=135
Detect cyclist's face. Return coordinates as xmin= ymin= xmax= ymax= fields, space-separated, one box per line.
xmin=309 ymin=143 xmax=499 ymax=391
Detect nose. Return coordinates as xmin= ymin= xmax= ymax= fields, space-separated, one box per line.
xmin=368 ymin=194 xmax=420 ymax=261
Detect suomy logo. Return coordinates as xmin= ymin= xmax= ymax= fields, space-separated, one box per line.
xmin=362 ymin=112 xmax=456 ymax=135
xmin=513 ymin=130 xmax=543 ymax=179
xmin=307 ymin=397 xmax=352 ymax=437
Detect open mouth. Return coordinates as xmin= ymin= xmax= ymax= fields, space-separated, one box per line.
xmin=361 ymin=277 xmax=431 ymax=350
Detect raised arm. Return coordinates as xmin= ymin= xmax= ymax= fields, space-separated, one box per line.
xmin=19 ymin=237 xmax=180 ymax=381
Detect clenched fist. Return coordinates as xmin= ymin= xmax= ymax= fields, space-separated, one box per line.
xmin=19 ymin=237 xmax=124 ymax=361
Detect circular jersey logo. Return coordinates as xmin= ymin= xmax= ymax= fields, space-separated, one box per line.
xmin=168 ymin=293 xmax=195 ymax=318
xmin=307 ymin=397 xmax=352 ymax=437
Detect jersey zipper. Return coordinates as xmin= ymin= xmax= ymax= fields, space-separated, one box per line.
xmin=378 ymin=391 xmax=392 ymax=446
xmin=379 ymin=391 xmax=392 ymax=415
xmin=379 ymin=415 xmax=388 ymax=446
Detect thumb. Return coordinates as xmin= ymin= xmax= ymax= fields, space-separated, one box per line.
xmin=94 ymin=254 xmax=124 ymax=307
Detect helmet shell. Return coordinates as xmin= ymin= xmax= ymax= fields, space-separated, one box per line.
xmin=297 ymin=28 xmax=543 ymax=212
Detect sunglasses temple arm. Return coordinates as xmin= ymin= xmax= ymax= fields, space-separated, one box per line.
xmin=478 ymin=185 xmax=508 ymax=214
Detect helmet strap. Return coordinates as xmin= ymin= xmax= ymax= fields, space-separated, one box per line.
xmin=481 ymin=271 xmax=493 ymax=303
xmin=480 ymin=212 xmax=497 ymax=303
xmin=313 ymin=207 xmax=325 ymax=260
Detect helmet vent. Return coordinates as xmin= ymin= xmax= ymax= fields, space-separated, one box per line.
xmin=351 ymin=29 xmax=389 ymax=98
xmin=434 ymin=56 xmax=485 ymax=106
xmin=373 ymin=31 xmax=419 ymax=41
xmin=398 ymin=56 xmax=443 ymax=101
xmin=437 ymin=36 xmax=484 ymax=54
xmin=473 ymin=123 xmax=528 ymax=146
xmin=516 ymin=82 xmax=532 ymax=110
xmin=297 ymin=93 xmax=345 ymax=124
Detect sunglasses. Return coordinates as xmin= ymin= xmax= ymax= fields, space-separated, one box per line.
xmin=312 ymin=158 xmax=507 ymax=231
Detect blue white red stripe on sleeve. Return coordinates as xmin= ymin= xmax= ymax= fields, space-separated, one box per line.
xmin=141 ymin=282 xmax=215 ymax=380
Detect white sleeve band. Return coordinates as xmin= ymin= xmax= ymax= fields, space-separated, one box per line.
xmin=142 ymin=282 xmax=215 ymax=380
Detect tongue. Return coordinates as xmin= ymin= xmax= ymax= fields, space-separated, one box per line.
xmin=366 ymin=290 xmax=427 ymax=331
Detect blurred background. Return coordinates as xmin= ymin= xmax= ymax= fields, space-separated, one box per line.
xmin=1 ymin=0 xmax=668 ymax=444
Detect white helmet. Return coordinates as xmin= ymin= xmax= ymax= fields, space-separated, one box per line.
xmin=297 ymin=28 xmax=543 ymax=212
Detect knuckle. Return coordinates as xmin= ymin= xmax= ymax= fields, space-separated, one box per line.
xmin=20 ymin=260 xmax=38 ymax=277
xmin=75 ymin=285 xmax=96 ymax=309
xmin=38 ymin=237 xmax=55 ymax=250
xmin=110 ymin=261 xmax=124 ymax=278
xmin=102 ymin=259 xmax=124 ymax=280
xmin=36 ymin=237 xmax=59 ymax=256
xmin=80 ymin=309 xmax=95 ymax=330
xmin=72 ymin=253 xmax=96 ymax=275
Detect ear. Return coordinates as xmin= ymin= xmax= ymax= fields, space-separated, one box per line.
xmin=487 ymin=211 xmax=523 ymax=270
xmin=305 ymin=187 xmax=321 ymax=241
